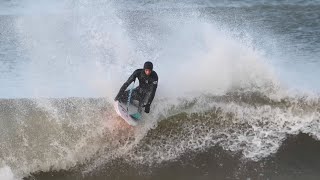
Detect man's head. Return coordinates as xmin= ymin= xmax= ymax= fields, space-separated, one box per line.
xmin=143 ymin=61 xmax=153 ymax=76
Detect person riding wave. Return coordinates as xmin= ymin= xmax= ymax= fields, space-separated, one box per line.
xmin=114 ymin=61 xmax=158 ymax=115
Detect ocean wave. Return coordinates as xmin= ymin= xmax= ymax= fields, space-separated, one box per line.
xmin=0 ymin=90 xmax=318 ymax=178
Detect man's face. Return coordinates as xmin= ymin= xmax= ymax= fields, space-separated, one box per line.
xmin=145 ymin=69 xmax=152 ymax=76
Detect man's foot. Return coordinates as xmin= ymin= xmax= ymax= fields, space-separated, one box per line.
xmin=130 ymin=113 xmax=141 ymax=120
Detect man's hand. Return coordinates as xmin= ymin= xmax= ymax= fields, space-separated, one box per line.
xmin=144 ymin=104 xmax=150 ymax=113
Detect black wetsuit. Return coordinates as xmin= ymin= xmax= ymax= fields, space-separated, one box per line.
xmin=115 ymin=69 xmax=158 ymax=113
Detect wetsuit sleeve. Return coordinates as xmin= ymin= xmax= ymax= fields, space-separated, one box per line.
xmin=146 ymin=73 xmax=158 ymax=105
xmin=115 ymin=70 xmax=139 ymax=98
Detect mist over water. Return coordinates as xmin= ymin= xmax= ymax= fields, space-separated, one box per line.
xmin=4 ymin=0 xmax=276 ymax=98
xmin=0 ymin=0 xmax=320 ymax=179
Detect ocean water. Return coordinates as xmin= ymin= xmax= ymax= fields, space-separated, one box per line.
xmin=0 ymin=0 xmax=319 ymax=179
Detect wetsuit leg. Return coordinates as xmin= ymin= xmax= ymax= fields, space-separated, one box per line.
xmin=118 ymin=87 xmax=143 ymax=104
xmin=118 ymin=88 xmax=136 ymax=103
xmin=137 ymin=90 xmax=152 ymax=113
xmin=119 ymin=87 xmax=150 ymax=114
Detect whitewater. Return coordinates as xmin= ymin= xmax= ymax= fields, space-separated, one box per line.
xmin=0 ymin=0 xmax=319 ymax=179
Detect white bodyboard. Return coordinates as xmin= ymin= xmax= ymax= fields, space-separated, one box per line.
xmin=114 ymin=101 xmax=140 ymax=126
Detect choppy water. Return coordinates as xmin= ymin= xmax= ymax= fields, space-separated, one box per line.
xmin=0 ymin=0 xmax=319 ymax=179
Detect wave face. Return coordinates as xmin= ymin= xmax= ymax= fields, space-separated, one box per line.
xmin=0 ymin=92 xmax=319 ymax=179
xmin=0 ymin=0 xmax=319 ymax=179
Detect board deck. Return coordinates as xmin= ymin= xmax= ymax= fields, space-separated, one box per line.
xmin=114 ymin=100 xmax=141 ymax=126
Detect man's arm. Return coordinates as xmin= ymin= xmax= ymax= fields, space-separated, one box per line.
xmin=115 ymin=70 xmax=139 ymax=100
xmin=144 ymin=73 xmax=158 ymax=113
xmin=147 ymin=82 xmax=158 ymax=105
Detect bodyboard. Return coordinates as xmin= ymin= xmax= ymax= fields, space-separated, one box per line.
xmin=114 ymin=100 xmax=141 ymax=126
